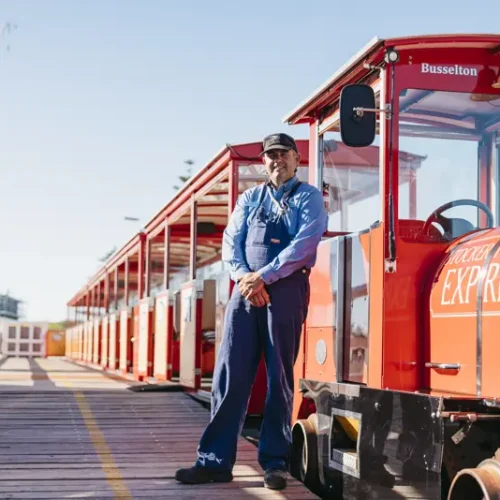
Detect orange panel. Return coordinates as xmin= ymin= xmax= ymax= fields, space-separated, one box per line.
xmin=179 ymin=282 xmax=202 ymax=389
xmin=481 ymin=245 xmax=500 ymax=397
xmin=383 ymin=236 xmax=446 ymax=391
xmin=119 ymin=308 xmax=133 ymax=374
xmin=307 ymin=240 xmax=333 ymax=328
xmin=45 ymin=331 xmax=66 ymax=357
xmin=305 ymin=327 xmax=336 ymax=382
xmin=342 ymin=231 xmax=370 ymax=385
xmin=83 ymin=322 xmax=88 ymax=362
xmin=429 ymin=231 xmax=500 ymax=396
xmin=368 ymin=224 xmax=384 ymax=388
xmin=132 ymin=305 xmax=141 ymax=380
xmin=136 ymin=299 xmax=154 ymax=380
xmin=64 ymin=328 xmax=71 ymax=357
xmin=82 ymin=324 xmax=87 ymax=361
xmin=108 ymin=313 xmax=120 ymax=370
xmin=87 ymin=321 xmax=93 ymax=363
xmin=92 ymin=319 xmax=101 ymax=365
xmin=100 ymin=316 xmax=109 ymax=368
xmin=153 ymin=292 xmax=172 ymax=381
xmin=70 ymin=328 xmax=77 ymax=358
xmin=78 ymin=324 xmax=84 ymax=360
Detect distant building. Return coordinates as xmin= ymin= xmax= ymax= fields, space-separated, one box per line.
xmin=0 ymin=320 xmax=48 ymax=357
xmin=0 ymin=294 xmax=22 ymax=321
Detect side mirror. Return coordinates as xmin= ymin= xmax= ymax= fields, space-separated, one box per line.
xmin=340 ymin=84 xmax=376 ymax=147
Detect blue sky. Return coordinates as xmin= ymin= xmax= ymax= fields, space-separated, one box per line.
xmin=1 ymin=0 xmax=500 ymax=321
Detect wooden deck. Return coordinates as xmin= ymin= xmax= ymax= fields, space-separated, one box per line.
xmin=0 ymin=357 xmax=319 ymax=499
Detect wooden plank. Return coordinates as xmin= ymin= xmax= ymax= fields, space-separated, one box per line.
xmin=0 ymin=358 xmax=319 ymax=499
xmin=0 ymin=485 xmax=316 ymax=500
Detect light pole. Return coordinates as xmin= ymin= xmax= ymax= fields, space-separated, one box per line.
xmin=98 ymin=216 xmax=142 ymax=263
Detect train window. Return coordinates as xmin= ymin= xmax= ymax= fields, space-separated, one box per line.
xmin=320 ymin=131 xmax=381 ymax=233
xmin=398 ymin=89 xmax=499 ymax=241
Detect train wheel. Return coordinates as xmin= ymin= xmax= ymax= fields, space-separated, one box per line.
xmin=290 ymin=413 xmax=322 ymax=493
xmin=447 ymin=458 xmax=500 ymax=499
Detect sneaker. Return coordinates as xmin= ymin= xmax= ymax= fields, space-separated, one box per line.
xmin=175 ymin=466 xmax=233 ymax=484
xmin=264 ymin=469 xmax=287 ymax=490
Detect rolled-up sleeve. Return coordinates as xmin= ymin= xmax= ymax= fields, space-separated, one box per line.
xmin=222 ymin=192 xmax=251 ymax=282
xmin=258 ymin=189 xmax=327 ymax=285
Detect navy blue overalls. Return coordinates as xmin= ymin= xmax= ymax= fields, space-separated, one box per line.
xmin=195 ymin=179 xmax=310 ymax=472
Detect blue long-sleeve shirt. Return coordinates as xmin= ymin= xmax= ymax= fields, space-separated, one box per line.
xmin=222 ymin=176 xmax=328 ymax=285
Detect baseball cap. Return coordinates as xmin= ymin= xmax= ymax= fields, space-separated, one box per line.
xmin=261 ymin=133 xmax=298 ymax=155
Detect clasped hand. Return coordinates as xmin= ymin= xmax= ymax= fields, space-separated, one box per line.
xmin=238 ymin=272 xmax=270 ymax=307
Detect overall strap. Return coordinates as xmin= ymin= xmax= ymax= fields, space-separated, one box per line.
xmin=256 ymin=182 xmax=267 ymax=208
xmin=265 ymin=180 xmax=302 ymax=214
xmin=281 ymin=180 xmax=302 ymax=210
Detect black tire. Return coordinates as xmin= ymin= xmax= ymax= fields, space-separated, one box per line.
xmin=290 ymin=414 xmax=323 ymax=493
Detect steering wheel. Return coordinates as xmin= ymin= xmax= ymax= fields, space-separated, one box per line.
xmin=421 ymin=199 xmax=494 ymax=241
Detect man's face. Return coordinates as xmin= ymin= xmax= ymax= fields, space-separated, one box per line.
xmin=262 ymin=148 xmax=300 ymax=187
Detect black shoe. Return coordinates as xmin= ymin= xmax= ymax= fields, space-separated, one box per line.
xmin=264 ymin=469 xmax=287 ymax=490
xmin=175 ymin=466 xmax=233 ymax=484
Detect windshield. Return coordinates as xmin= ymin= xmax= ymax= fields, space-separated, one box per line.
xmin=398 ymin=88 xmax=500 ymax=242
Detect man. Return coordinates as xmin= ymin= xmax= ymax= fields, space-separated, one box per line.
xmin=175 ymin=133 xmax=328 ymax=490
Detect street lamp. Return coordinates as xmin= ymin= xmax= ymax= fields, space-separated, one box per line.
xmin=98 ymin=216 xmax=142 ymax=263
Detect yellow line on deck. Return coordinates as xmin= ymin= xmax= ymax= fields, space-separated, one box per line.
xmin=63 ymin=382 xmax=132 ymax=499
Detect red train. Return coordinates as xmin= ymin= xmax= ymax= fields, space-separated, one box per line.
xmin=66 ymin=34 xmax=500 ymax=499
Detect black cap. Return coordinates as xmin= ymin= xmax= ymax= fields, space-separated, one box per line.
xmin=261 ymin=133 xmax=298 ymax=155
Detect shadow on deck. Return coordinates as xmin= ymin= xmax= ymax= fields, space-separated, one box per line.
xmin=0 ymin=357 xmax=320 ymax=499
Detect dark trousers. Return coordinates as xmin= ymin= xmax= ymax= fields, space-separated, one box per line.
xmin=195 ymin=269 xmax=310 ymax=471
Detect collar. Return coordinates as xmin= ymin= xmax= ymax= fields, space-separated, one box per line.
xmin=267 ymin=175 xmax=298 ymax=196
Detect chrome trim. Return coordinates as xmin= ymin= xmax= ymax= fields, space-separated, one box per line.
xmin=343 ymin=236 xmax=353 ymax=381
xmin=315 ymin=339 xmax=327 ymax=365
xmin=328 ymin=407 xmax=362 ymax=478
xmin=333 ymin=237 xmax=346 ymax=383
xmin=425 ymin=362 xmax=461 ymax=370
xmin=330 ymin=382 xmax=361 ymax=398
xmin=345 ymin=233 xmax=370 ymax=383
xmin=483 ymin=398 xmax=500 ymax=408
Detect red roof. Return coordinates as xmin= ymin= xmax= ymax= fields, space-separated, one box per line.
xmin=284 ymin=34 xmax=500 ymax=125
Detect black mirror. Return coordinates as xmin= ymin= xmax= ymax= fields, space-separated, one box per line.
xmin=340 ymin=84 xmax=376 ymax=147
